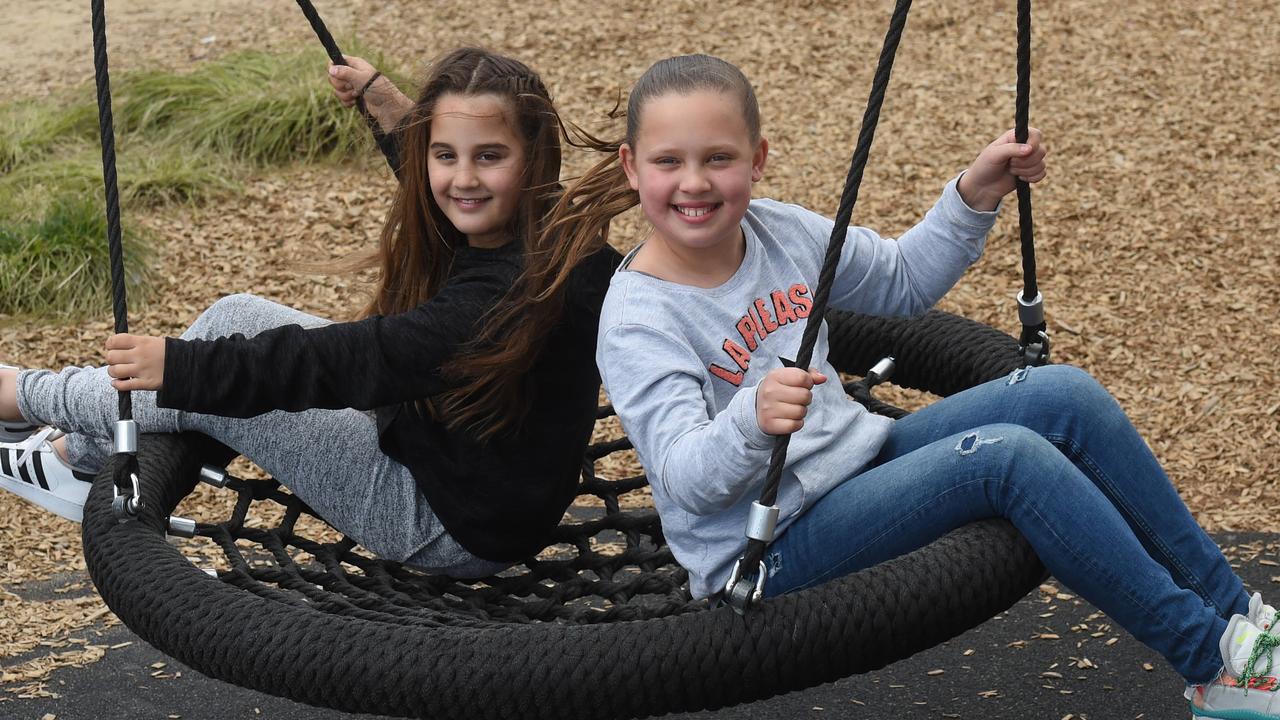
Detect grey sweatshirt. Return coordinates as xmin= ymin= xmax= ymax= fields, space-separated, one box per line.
xmin=597 ymin=177 xmax=1000 ymax=599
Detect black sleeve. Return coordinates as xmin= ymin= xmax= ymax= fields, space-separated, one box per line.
xmin=157 ymin=259 xmax=518 ymax=417
xmin=376 ymin=126 xmax=402 ymax=180
xmin=565 ymin=244 xmax=623 ymax=325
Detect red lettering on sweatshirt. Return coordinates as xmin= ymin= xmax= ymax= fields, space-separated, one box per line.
xmin=709 ymin=283 xmax=812 ymax=386
xmin=771 ymin=290 xmax=797 ymax=326
xmin=754 ymin=298 xmax=778 ymax=333
xmin=789 ymin=284 xmax=812 ymax=318
xmin=709 ymin=364 xmax=745 ymax=386
xmin=736 ymin=315 xmax=761 ymax=351
xmin=722 ymin=339 xmax=751 ymax=370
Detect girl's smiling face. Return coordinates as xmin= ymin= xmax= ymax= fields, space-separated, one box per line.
xmin=621 ymin=90 xmax=767 ymax=261
xmin=428 ymin=93 xmax=527 ymax=248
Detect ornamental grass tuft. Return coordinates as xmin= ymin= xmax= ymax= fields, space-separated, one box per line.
xmin=0 ymin=195 xmax=151 ymax=318
xmin=0 ymin=42 xmax=398 ymax=318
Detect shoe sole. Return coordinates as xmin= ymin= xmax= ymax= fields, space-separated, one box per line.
xmin=0 ymin=473 xmax=87 ymax=522
xmin=1190 ymin=698 xmax=1280 ymax=720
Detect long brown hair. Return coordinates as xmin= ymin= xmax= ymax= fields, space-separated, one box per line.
xmin=346 ymin=47 xmax=607 ymax=440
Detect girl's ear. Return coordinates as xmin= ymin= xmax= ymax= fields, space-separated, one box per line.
xmin=751 ymin=137 xmax=769 ymax=183
xmin=619 ymin=143 xmax=641 ymax=191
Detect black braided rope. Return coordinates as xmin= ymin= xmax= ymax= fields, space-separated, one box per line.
xmin=753 ymin=0 xmax=914 ymax=517
xmin=1015 ymin=0 xmax=1037 ymax=304
xmin=83 ymin=310 xmax=1045 ymax=718
xmin=1014 ymin=0 xmax=1047 ymax=353
xmin=89 ymin=0 xmax=140 ymax=497
xmin=740 ymin=0 xmax=915 ymax=581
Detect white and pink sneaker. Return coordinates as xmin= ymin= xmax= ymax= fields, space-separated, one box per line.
xmin=1188 ymin=614 xmax=1280 ymax=719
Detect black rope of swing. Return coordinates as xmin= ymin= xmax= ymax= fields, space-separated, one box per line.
xmin=1014 ymin=0 xmax=1046 ymax=351
xmin=89 ymin=0 xmax=139 ymax=502
xmin=87 ymin=0 xmax=399 ymax=502
xmin=732 ymin=0 xmax=1041 ymax=599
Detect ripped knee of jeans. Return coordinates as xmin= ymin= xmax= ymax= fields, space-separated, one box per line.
xmin=1007 ymin=366 xmax=1031 ymax=385
xmin=956 ymin=431 xmax=1005 ymax=456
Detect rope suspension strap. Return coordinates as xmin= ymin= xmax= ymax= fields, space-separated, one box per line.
xmin=89 ymin=0 xmax=199 ymax=537
xmin=723 ymin=0 xmax=916 ymax=612
xmin=88 ymin=0 xmax=142 ymax=520
xmin=1014 ymin=0 xmax=1049 ymax=367
xmin=294 ymin=0 xmax=402 ymax=174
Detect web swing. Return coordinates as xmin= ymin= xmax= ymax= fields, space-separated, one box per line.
xmin=80 ymin=0 xmax=1051 ymax=717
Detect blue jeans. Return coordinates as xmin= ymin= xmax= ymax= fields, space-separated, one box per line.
xmin=763 ymin=364 xmax=1245 ymax=683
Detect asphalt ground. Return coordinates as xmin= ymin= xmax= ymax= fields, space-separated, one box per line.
xmin=6 ymin=532 xmax=1278 ymax=720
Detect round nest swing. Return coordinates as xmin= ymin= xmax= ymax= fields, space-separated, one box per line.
xmin=82 ymin=309 xmax=1045 ymax=720
xmin=79 ymin=0 xmax=1051 ymax=717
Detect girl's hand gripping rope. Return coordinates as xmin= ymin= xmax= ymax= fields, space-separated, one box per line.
xmin=755 ymin=366 xmax=827 ymax=435
xmin=328 ymin=55 xmax=413 ymax=134
xmin=957 ymin=127 xmax=1049 ymax=211
xmin=105 ymin=333 xmax=166 ymax=391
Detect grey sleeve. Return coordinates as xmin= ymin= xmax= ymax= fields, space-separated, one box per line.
xmin=598 ymin=323 xmax=773 ymax=516
xmin=785 ymin=176 xmax=999 ymax=316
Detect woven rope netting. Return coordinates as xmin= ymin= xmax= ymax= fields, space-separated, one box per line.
xmin=192 ymin=411 xmax=696 ymax=627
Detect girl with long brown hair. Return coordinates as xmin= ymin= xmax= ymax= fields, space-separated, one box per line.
xmin=0 ymin=47 xmax=620 ymax=575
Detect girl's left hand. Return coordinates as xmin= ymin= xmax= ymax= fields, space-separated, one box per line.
xmin=958 ymin=127 xmax=1048 ymax=211
xmin=105 ymin=334 xmax=166 ymax=391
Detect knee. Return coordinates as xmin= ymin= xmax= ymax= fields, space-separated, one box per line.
xmin=954 ymin=423 xmax=1058 ymax=467
xmin=1047 ymin=364 xmax=1103 ymax=393
xmin=192 ymin=293 xmax=267 ymax=339
xmin=208 ymin=293 xmax=264 ymax=319
xmin=963 ymin=424 xmax=1076 ymax=498
xmin=1020 ymin=364 xmax=1113 ymax=412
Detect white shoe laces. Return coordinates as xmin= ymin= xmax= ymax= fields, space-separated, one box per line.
xmin=16 ymin=426 xmax=66 ymax=467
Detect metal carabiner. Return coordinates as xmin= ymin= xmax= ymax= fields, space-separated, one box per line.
xmin=111 ymin=471 xmax=143 ymax=519
xmin=723 ymin=559 xmax=768 ymax=614
xmin=1019 ymin=329 xmax=1051 ymax=367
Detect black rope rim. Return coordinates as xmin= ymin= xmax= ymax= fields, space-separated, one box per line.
xmin=83 ymin=309 xmax=1046 ymax=720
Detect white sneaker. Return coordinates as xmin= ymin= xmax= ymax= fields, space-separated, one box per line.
xmin=1188 ymin=614 xmax=1280 ymax=718
xmin=0 ymin=428 xmax=94 ymax=522
xmin=0 ymin=364 xmax=38 ymax=442
xmin=1252 ymin=593 xmax=1278 ymax=633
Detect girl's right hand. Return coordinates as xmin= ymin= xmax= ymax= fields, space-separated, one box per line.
xmin=755 ymin=366 xmax=827 ymax=435
xmin=105 ymin=333 xmax=166 ymax=391
xmin=327 ymin=55 xmax=386 ymax=108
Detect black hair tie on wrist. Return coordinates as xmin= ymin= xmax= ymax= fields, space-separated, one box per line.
xmin=357 ymin=70 xmax=382 ymax=98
